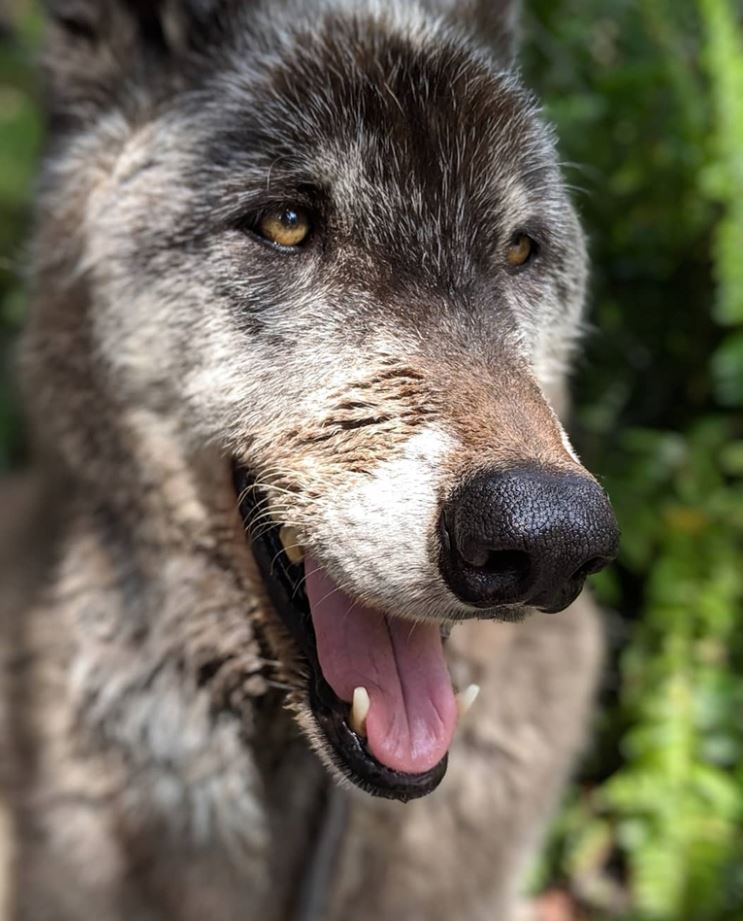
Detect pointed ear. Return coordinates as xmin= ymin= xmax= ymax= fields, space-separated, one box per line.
xmin=427 ymin=0 xmax=522 ymax=64
xmin=470 ymin=0 xmax=521 ymax=63
xmin=41 ymin=0 xmax=227 ymax=123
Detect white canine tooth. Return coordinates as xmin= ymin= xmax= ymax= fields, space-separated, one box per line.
xmin=279 ymin=526 xmax=305 ymax=565
xmin=351 ymin=686 xmax=370 ymax=736
xmin=457 ymin=684 xmax=480 ymax=720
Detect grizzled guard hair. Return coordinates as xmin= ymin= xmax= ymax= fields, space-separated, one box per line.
xmin=0 ymin=1 xmax=618 ymax=920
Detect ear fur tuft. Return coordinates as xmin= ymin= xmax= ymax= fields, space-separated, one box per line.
xmin=423 ymin=0 xmax=522 ymax=63
xmin=41 ymin=0 xmax=222 ymax=123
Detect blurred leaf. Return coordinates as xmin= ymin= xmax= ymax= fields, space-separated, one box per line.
xmin=712 ymin=332 xmax=743 ymax=405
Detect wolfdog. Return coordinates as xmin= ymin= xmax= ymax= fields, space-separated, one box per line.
xmin=0 ymin=1 xmax=619 ymax=918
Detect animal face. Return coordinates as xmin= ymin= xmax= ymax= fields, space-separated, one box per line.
xmin=31 ymin=0 xmax=618 ymax=800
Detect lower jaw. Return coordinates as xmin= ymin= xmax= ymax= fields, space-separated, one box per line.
xmin=234 ymin=465 xmax=449 ymax=802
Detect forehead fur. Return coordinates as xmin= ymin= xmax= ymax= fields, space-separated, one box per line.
xmin=147 ymin=4 xmax=564 ymax=294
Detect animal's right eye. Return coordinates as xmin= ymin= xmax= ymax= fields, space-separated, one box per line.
xmin=255 ymin=207 xmax=312 ymax=249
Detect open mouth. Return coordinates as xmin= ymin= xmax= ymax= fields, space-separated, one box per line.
xmin=233 ymin=466 xmax=476 ymax=802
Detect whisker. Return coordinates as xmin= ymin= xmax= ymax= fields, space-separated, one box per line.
xmin=292 ymin=563 xmax=324 ymax=600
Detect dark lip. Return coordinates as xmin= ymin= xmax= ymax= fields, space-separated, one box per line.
xmin=233 ymin=465 xmax=448 ymax=802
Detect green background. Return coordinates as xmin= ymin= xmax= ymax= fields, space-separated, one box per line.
xmin=1 ymin=2 xmax=742 ymax=918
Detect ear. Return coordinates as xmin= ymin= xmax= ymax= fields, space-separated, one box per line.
xmin=426 ymin=0 xmax=522 ymax=64
xmin=41 ymin=0 xmax=229 ymax=123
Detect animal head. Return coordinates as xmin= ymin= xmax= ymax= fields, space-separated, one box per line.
xmin=26 ymin=0 xmax=618 ymax=800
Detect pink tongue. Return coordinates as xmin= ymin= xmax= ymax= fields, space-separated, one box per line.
xmin=305 ymin=559 xmax=457 ymax=774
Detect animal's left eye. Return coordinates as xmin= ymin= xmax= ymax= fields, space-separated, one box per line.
xmin=506 ymin=233 xmax=538 ymax=270
xmin=256 ymin=207 xmax=312 ymax=248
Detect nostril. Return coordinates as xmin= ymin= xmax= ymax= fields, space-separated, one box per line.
xmin=475 ymin=549 xmax=531 ymax=582
xmin=455 ymin=531 xmax=531 ymax=583
xmin=458 ymin=535 xmax=490 ymax=568
xmin=571 ymin=556 xmax=609 ymax=581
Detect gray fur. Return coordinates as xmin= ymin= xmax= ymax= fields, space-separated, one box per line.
xmin=2 ymin=1 xmax=604 ymax=918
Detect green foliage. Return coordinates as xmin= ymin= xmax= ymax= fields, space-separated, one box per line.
xmin=699 ymin=0 xmax=743 ymax=329
xmin=0 ymin=4 xmax=41 ymax=468
xmin=525 ymin=1 xmax=743 ymax=918
xmin=601 ymin=422 xmax=743 ymax=920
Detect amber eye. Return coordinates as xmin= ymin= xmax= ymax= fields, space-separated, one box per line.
xmin=506 ymin=233 xmax=537 ymax=269
xmin=257 ymin=207 xmax=311 ymax=248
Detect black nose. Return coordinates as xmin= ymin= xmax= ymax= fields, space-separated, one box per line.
xmin=439 ymin=466 xmax=619 ymax=613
